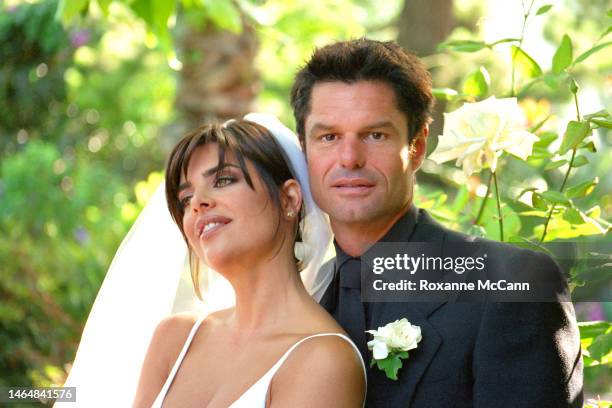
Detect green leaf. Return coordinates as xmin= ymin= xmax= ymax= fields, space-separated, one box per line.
xmin=580 ymin=321 xmax=611 ymax=341
xmin=432 ymin=88 xmax=459 ymax=101
xmin=96 ymin=0 xmax=111 ymax=15
xmin=588 ymin=332 xmax=612 ymax=362
xmin=558 ymin=120 xmax=591 ymax=155
xmin=531 ymin=193 xmax=548 ymax=211
xmin=534 ymin=131 xmax=558 ymax=148
xmin=573 ymin=41 xmax=612 ymax=65
xmin=489 ymin=38 xmax=521 ymax=47
xmin=590 ymin=118 xmax=612 ymax=129
xmin=439 ymin=40 xmax=488 ymax=53
xmin=203 ymin=0 xmax=243 ymax=34
xmin=563 ymin=207 xmax=583 ymax=225
xmin=540 ymin=191 xmax=570 ymax=205
xmin=566 ymin=178 xmax=598 ymax=198
xmin=374 ymin=354 xmax=403 ymax=380
xmin=544 ymin=160 xmax=567 ymax=170
xmin=529 ymin=114 xmax=551 ymax=133
xmin=462 ymin=67 xmax=490 ymax=97
xmin=55 ymin=0 xmax=89 ymax=25
xmin=571 ymin=155 xmax=589 ymax=167
xmin=584 ymin=109 xmax=609 ymax=120
xmin=552 ymin=35 xmax=573 ymax=73
xmin=511 ymin=46 xmax=543 ymax=79
xmin=535 ymin=4 xmax=553 ymax=15
xmin=579 ymin=141 xmax=597 ymax=153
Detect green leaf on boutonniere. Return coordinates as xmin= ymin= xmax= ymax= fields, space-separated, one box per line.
xmin=370 ymin=350 xmax=409 ymax=381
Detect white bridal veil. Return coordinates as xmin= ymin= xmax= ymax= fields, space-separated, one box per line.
xmin=56 ymin=113 xmax=332 ymax=407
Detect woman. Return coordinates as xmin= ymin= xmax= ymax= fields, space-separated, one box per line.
xmin=132 ymin=114 xmax=366 ymax=407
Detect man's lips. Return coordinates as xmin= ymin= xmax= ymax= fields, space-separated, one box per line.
xmin=331 ymin=178 xmax=376 ymax=196
xmin=331 ymin=178 xmax=375 ymax=188
xmin=196 ymin=215 xmax=232 ymax=239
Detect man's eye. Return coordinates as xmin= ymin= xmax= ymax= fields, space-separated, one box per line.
xmin=321 ymin=134 xmax=336 ymax=142
xmin=366 ymin=132 xmax=386 ymax=141
xmin=214 ymin=176 xmax=235 ymax=187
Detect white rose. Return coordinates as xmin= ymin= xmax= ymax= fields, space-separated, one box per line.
xmin=429 ymin=96 xmax=539 ymax=176
xmin=367 ymin=318 xmax=422 ymax=360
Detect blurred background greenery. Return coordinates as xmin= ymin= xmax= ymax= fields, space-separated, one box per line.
xmin=0 ymin=0 xmax=610 ymax=405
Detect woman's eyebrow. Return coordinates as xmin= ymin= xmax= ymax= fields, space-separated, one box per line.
xmin=178 ymin=163 xmax=241 ymax=192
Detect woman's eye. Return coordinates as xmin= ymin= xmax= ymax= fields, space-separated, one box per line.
xmin=366 ymin=132 xmax=386 ymax=141
xmin=180 ymin=195 xmax=192 ymax=208
xmin=214 ymin=176 xmax=235 ymax=188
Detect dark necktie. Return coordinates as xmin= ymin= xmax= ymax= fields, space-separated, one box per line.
xmin=337 ymin=257 xmax=369 ymax=362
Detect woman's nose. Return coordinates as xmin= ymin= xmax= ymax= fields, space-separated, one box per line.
xmin=192 ymin=191 xmax=215 ymax=212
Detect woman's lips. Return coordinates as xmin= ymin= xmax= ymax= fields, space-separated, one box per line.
xmin=196 ymin=216 xmax=232 ymax=240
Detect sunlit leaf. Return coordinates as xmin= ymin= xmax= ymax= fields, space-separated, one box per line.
xmin=534 ymin=131 xmax=558 ymax=148
xmin=203 ymin=0 xmax=243 ymax=34
xmin=544 ymin=159 xmax=567 ymax=170
xmin=541 ymin=191 xmax=570 ymax=205
xmin=573 ymin=41 xmax=612 ymax=65
xmin=432 ymin=88 xmax=459 ymax=101
xmin=591 ymin=118 xmax=612 ymax=129
xmin=535 ymin=4 xmax=553 ymax=15
xmin=566 ymin=178 xmax=598 ymax=198
xmin=462 ymin=67 xmax=490 ymax=98
xmin=439 ymin=40 xmax=488 ymax=53
xmin=55 ymin=0 xmax=89 ymax=25
xmin=511 ymin=46 xmax=543 ymax=79
xmin=552 ymin=34 xmax=573 ymax=73
xmin=584 ymin=109 xmax=609 ymax=120
xmin=572 ymin=156 xmax=589 ymax=167
xmin=559 ymin=120 xmax=591 ymax=155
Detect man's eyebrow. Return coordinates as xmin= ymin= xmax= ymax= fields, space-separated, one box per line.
xmin=308 ymin=122 xmax=334 ymax=135
xmin=308 ymin=120 xmax=400 ymax=135
xmin=177 ymin=163 xmax=240 ymax=193
xmin=361 ymin=120 xmax=400 ymax=133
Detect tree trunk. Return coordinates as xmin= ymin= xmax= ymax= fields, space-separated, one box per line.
xmin=173 ymin=14 xmax=259 ymax=132
xmin=396 ymin=0 xmax=455 ymax=144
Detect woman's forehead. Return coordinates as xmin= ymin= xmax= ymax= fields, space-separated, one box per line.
xmin=180 ymin=143 xmax=239 ymax=183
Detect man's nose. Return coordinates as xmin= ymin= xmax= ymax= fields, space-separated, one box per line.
xmin=339 ymin=136 xmax=366 ymax=169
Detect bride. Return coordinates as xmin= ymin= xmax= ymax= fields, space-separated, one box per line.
xmin=61 ymin=114 xmax=366 ymax=407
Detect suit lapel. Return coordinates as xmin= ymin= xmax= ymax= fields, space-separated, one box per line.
xmin=365 ymin=209 xmax=449 ymax=405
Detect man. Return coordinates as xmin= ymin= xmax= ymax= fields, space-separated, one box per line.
xmin=291 ymin=38 xmax=583 ymax=407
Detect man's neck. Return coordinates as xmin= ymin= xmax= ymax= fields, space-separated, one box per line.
xmin=332 ymin=203 xmax=411 ymax=257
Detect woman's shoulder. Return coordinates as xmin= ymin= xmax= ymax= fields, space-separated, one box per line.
xmin=270 ymin=332 xmax=366 ymax=405
xmin=153 ymin=311 xmax=202 ymax=342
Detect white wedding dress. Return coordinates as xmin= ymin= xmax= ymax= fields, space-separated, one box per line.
xmin=151 ymin=317 xmax=367 ymax=408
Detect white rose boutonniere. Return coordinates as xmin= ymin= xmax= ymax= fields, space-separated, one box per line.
xmin=366 ymin=318 xmax=422 ymax=380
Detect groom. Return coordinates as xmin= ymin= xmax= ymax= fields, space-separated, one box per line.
xmin=291 ymin=38 xmax=583 ymax=407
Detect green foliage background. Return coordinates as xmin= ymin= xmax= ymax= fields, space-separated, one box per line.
xmin=0 ymin=0 xmax=609 ymax=405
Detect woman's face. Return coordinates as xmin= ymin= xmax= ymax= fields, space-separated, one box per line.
xmin=178 ymin=143 xmax=287 ymax=270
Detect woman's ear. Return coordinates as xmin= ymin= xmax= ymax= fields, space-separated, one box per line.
xmin=280 ymin=179 xmax=302 ymax=219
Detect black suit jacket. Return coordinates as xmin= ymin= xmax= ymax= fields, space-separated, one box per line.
xmin=320 ymin=208 xmax=583 ymax=407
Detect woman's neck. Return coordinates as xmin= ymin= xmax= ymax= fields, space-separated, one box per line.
xmin=221 ymin=251 xmax=312 ymax=338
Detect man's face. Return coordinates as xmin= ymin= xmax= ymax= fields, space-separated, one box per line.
xmin=304 ymin=80 xmax=425 ymax=229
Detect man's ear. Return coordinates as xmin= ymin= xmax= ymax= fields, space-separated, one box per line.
xmin=280 ymin=179 xmax=302 ymax=219
xmin=410 ymin=124 xmax=429 ymax=171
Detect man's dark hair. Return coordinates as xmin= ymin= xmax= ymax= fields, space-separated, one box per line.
xmin=290 ymin=38 xmax=434 ymax=144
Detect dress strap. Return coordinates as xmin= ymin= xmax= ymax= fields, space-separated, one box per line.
xmin=153 ymin=316 xmax=205 ymax=406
